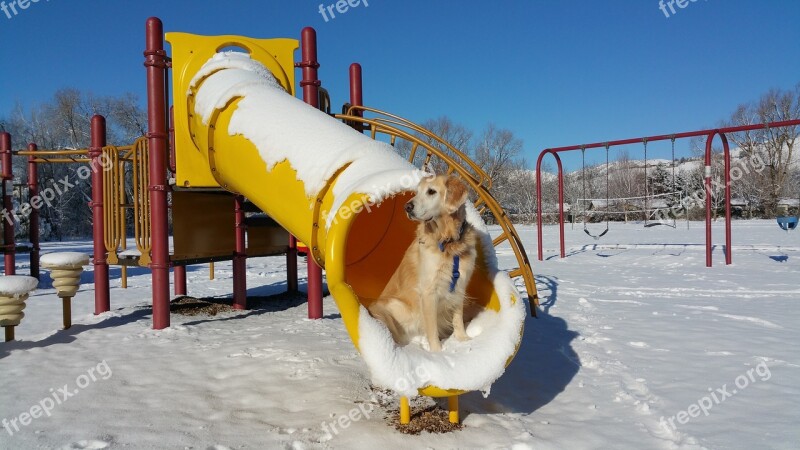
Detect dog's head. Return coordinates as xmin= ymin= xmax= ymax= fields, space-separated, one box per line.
xmin=404 ymin=175 xmax=468 ymax=221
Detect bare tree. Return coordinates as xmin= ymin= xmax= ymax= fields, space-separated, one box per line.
xmin=473 ymin=123 xmax=522 ymax=181
xmin=5 ymin=89 xmax=147 ymax=239
xmin=393 ymin=116 xmax=473 ymax=177
xmin=725 ymin=84 xmax=800 ymax=215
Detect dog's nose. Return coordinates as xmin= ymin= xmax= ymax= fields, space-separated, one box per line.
xmin=405 ymin=201 xmax=414 ymax=213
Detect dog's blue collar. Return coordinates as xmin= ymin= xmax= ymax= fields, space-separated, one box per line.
xmin=438 ymin=221 xmax=466 ymax=292
xmin=438 ymin=242 xmax=460 ymax=292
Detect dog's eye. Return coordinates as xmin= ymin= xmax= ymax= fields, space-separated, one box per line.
xmin=427 ymin=188 xmax=436 ymax=196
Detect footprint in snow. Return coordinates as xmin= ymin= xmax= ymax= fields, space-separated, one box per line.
xmin=628 ymin=341 xmax=649 ymax=348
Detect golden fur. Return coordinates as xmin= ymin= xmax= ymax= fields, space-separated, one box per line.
xmin=368 ymin=175 xmax=478 ymax=351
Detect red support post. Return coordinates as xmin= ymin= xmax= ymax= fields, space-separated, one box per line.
xmin=168 ymin=106 xmax=177 ymax=174
xmin=722 ymin=133 xmax=732 ymax=266
xmin=145 ymin=17 xmax=171 ymax=329
xmin=89 ymin=116 xmax=110 ymax=313
xmin=27 ymin=143 xmax=40 ymax=279
xmin=297 ymin=27 xmax=324 ymax=320
xmin=704 ymin=132 xmax=714 ymax=268
xmin=0 ymin=132 xmax=14 ymax=275
xmin=535 ymin=152 xmax=545 ymax=262
xmin=349 ymin=63 xmax=364 ymax=133
xmin=174 ymin=265 xmax=187 ymax=296
xmin=349 ymin=63 xmax=363 ymax=113
xmin=233 ymin=194 xmax=247 ymax=310
xmin=704 ymin=131 xmax=733 ymax=267
xmin=535 ymin=150 xmax=565 ymax=261
xmin=287 ymin=238 xmax=298 ymax=292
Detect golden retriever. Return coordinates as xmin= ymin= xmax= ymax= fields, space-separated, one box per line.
xmin=368 ymin=174 xmax=478 ymax=351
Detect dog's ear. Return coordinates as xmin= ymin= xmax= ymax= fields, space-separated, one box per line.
xmin=444 ymin=176 xmax=468 ymax=214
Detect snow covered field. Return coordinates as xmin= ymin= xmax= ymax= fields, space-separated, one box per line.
xmin=1 ymin=220 xmax=798 ymax=449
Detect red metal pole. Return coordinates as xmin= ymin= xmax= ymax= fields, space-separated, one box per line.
xmin=349 ymin=63 xmax=363 ymax=118
xmin=169 ymin=106 xmax=177 ymax=174
xmin=297 ymin=27 xmax=324 ymax=320
xmin=287 ymin=240 xmax=298 ymax=292
xmin=555 ymin=152 xmax=565 ymax=259
xmin=535 ymin=150 xmax=565 ymax=260
xmin=704 ymin=132 xmax=715 ymax=267
xmin=89 ymin=116 xmax=110 ymax=313
xmin=535 ymin=150 xmax=545 ymax=261
xmin=145 ymin=17 xmax=171 ymax=329
xmin=0 ymin=132 xmax=14 ymax=275
xmin=233 ymin=194 xmax=247 ymax=310
xmin=721 ymin=133 xmax=732 ymax=265
xmin=27 ymin=143 xmax=40 ymax=279
xmin=174 ymin=266 xmax=186 ymax=296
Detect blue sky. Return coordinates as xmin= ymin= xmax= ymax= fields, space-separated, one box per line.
xmin=1 ymin=0 xmax=798 ymax=171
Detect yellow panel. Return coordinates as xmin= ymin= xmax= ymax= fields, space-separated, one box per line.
xmin=165 ymin=31 xmax=298 ymax=188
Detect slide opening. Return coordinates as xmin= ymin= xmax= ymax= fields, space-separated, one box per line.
xmin=342 ymin=192 xmax=500 ymax=319
xmin=343 ymin=193 xmax=416 ymax=306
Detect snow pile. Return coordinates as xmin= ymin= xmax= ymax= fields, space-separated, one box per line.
xmin=190 ymin=52 xmax=426 ymax=228
xmin=40 ymin=252 xmax=90 ymax=268
xmin=0 ymin=275 xmax=38 ymax=296
xmin=359 ymin=204 xmax=526 ymax=397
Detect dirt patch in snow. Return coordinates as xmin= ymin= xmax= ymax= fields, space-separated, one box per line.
xmin=170 ymin=297 xmax=233 ymax=316
xmin=389 ymin=403 xmax=464 ymax=435
xmin=170 ymin=291 xmax=313 ymax=317
xmin=373 ymin=387 xmax=463 ymax=435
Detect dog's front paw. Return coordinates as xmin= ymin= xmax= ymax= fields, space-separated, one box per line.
xmin=428 ymin=340 xmax=443 ymax=352
xmin=454 ymin=330 xmax=471 ymax=342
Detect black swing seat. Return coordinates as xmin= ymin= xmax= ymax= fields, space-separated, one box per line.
xmin=644 ymin=222 xmax=676 ymax=229
xmin=777 ymin=216 xmax=798 ymax=231
xmin=584 ymin=227 xmax=609 ymax=240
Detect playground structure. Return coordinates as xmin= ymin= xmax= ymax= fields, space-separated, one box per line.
xmin=536 ymin=118 xmax=800 ymax=266
xmin=0 ymin=17 xmax=539 ymax=424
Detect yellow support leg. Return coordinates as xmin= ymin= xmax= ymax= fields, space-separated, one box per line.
xmin=121 ymin=266 xmax=128 ymax=289
xmin=4 ymin=326 xmax=14 ymax=342
xmin=448 ymin=395 xmax=459 ymax=424
xmin=209 ymin=262 xmax=215 ymax=280
xmin=399 ymin=396 xmax=410 ymax=425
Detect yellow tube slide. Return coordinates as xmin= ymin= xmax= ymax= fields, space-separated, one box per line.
xmin=166 ymin=32 xmax=524 ymax=397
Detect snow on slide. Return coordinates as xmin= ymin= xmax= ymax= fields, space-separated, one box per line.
xmin=190 ymin=51 xmax=424 ymax=229
xmin=189 ymin=51 xmax=526 ymax=396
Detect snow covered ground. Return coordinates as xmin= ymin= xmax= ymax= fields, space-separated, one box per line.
xmin=1 ymin=220 xmax=798 ymax=449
